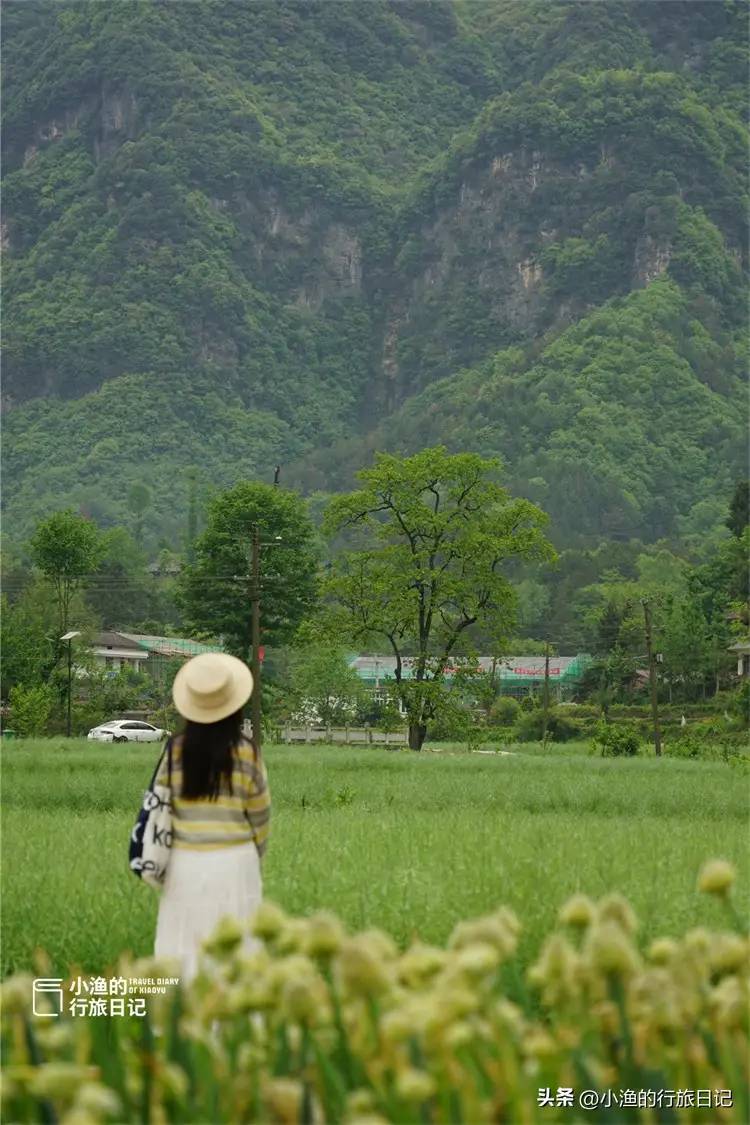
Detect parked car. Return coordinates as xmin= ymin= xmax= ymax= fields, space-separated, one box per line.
xmin=87 ymin=720 xmax=170 ymax=744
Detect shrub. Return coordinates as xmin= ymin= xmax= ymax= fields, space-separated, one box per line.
xmin=665 ymin=734 xmax=711 ymax=760
xmin=519 ymin=693 xmax=537 ymax=712
xmin=666 ymin=731 xmax=750 ymax=768
xmin=593 ymin=721 xmax=642 ymax=757
xmin=8 ymin=683 xmax=55 ymax=736
xmin=514 ymin=708 xmax=582 ymax=743
xmin=488 ymin=697 xmax=520 ymax=726
xmin=426 ymin=698 xmax=477 ymax=742
xmin=373 ymin=700 xmax=405 ymax=733
xmin=564 ymin=703 xmax=599 ymax=719
xmin=729 ymin=681 xmax=750 ymax=729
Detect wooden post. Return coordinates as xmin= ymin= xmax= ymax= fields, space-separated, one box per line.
xmin=642 ymin=599 xmax=662 ymax=757
xmin=541 ymin=641 xmax=551 ymax=743
xmin=66 ymin=640 xmax=73 ymax=738
xmin=250 ymin=526 xmax=262 ymax=751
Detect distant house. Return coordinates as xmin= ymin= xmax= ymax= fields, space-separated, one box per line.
xmin=90 ymin=632 xmax=224 ymax=680
xmin=729 ymin=640 xmax=750 ymax=678
xmin=347 ymin=654 xmax=592 ymax=700
xmin=91 ymin=632 xmax=149 ymax=673
xmin=123 ymin=633 xmax=226 ymax=683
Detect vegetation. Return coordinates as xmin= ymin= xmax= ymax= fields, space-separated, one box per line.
xmin=367 ymin=281 xmax=746 ymax=546
xmin=2 ymin=741 xmax=748 ymax=978
xmin=3 ymin=469 xmax=746 ymax=742
xmin=592 ymin=722 xmax=643 ymax=758
xmin=323 ymin=448 xmax=554 ymax=749
xmin=2 ymin=2 xmax=747 ymax=550
xmin=29 ymin=509 xmax=105 ymax=634
xmin=281 ymin=643 xmax=366 ymax=727
xmin=3 ymin=868 xmax=747 ymax=1123
xmin=178 ymin=482 xmax=319 ymax=660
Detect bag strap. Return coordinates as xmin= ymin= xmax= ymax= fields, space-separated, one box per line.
xmin=148 ymin=736 xmax=173 ymax=791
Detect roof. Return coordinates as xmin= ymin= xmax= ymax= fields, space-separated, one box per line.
xmin=119 ymin=633 xmax=224 ymax=657
xmin=91 ymin=631 xmax=147 ymax=652
xmin=348 ymin=654 xmax=592 ymax=683
xmin=728 ymin=640 xmax=750 ymax=654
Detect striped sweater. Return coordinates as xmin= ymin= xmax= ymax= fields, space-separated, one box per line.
xmin=155 ymin=737 xmax=270 ymax=855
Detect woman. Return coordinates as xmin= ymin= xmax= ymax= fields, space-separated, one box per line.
xmin=153 ymin=652 xmax=270 ymax=982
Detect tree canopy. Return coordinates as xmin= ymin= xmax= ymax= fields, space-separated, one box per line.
xmin=323 ymin=447 xmax=555 ymax=748
xmin=178 ymin=482 xmax=319 ymax=659
xmin=29 ymin=509 xmax=105 ymax=633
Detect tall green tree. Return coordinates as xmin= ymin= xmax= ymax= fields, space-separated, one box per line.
xmin=0 ymin=587 xmax=56 ymax=699
xmin=596 ymin=601 xmax=623 ymax=655
xmin=323 ymin=448 xmax=555 ymax=750
xmin=726 ymin=480 xmax=749 ymax=538
xmin=127 ymin=483 xmax=152 ymax=549
xmin=185 ymin=469 xmax=200 ymax=564
xmin=178 ymin=483 xmax=319 ymax=658
xmin=84 ymin=527 xmax=152 ymax=630
xmin=29 ymin=510 xmax=105 ymax=634
xmin=661 ymin=597 xmax=713 ymax=701
xmin=286 ymin=645 xmax=365 ymax=726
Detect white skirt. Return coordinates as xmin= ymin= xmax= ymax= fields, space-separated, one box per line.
xmin=154 ymin=841 xmax=263 ymax=984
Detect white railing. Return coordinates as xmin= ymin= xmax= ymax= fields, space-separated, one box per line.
xmin=280 ymin=725 xmax=407 ymax=746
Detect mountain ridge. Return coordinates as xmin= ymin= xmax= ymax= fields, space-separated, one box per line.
xmin=2 ymin=0 xmax=747 ymax=549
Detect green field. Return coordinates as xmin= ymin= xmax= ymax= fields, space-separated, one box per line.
xmin=2 ymin=739 xmax=748 ymax=980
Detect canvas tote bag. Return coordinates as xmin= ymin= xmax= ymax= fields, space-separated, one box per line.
xmin=129 ymin=739 xmax=173 ymax=890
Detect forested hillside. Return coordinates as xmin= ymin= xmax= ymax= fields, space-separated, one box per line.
xmin=2 ymin=0 xmax=747 ymax=550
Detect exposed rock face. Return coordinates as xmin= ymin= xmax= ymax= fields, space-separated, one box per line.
xmin=17 ymin=86 xmax=139 ymax=166
xmin=94 ymin=88 xmax=139 ymax=159
xmin=381 ymin=313 xmax=409 ymax=412
xmin=633 ymin=234 xmax=672 ymax=287
xmin=324 ymin=224 xmax=362 ymax=289
xmin=517 ymin=258 xmax=543 ymax=290
xmin=230 ymin=192 xmax=363 ymax=309
xmin=292 ymin=224 xmax=362 ymax=308
xmin=380 ymin=147 xmax=569 ymax=401
xmin=22 ymin=101 xmax=92 ymax=165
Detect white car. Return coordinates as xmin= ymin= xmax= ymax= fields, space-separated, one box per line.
xmin=87 ymin=720 xmax=170 ymax=744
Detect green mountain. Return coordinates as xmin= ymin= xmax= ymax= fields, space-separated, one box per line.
xmin=3 ymin=0 xmax=747 ymax=549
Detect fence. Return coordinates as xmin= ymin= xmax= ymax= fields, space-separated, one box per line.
xmin=280 ymin=725 xmax=408 ymax=747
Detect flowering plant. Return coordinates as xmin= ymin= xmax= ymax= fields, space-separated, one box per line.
xmin=2 ymin=862 xmax=747 ymax=1123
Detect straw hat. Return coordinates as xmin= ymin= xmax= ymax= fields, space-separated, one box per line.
xmin=172 ymin=652 xmax=254 ymax=724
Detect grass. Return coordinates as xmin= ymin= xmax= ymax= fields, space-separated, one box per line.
xmin=2 ymin=738 xmax=747 ymax=979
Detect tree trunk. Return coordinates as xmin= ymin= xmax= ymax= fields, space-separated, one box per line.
xmin=408 ymin=723 xmax=427 ymax=751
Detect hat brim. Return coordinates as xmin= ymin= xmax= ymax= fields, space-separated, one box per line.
xmin=172 ymin=654 xmax=254 ymax=724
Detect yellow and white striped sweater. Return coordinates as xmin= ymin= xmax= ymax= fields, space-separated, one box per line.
xmin=154 ymin=737 xmax=270 ymax=855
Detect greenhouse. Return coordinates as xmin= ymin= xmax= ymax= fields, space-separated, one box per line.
xmin=349 ymin=654 xmax=593 ymax=701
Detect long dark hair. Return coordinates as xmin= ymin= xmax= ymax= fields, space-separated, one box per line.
xmin=179 ymin=709 xmax=244 ymax=800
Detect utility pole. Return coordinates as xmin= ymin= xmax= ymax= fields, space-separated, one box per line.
xmin=61 ymin=631 xmax=81 ymax=738
xmin=250 ymin=526 xmax=262 ymax=751
xmin=541 ymin=640 xmax=551 ymax=743
xmin=67 ymin=643 xmax=73 ymax=738
xmin=642 ymin=599 xmax=662 ymax=757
